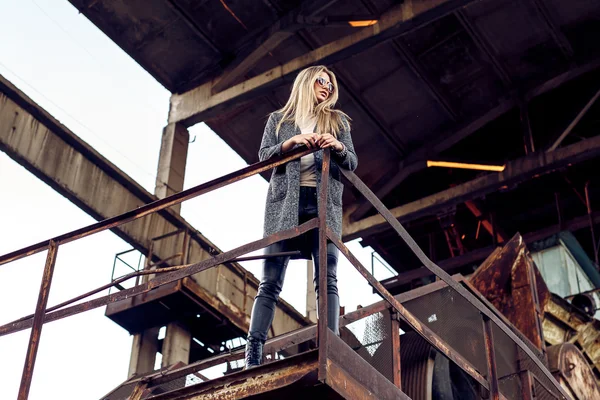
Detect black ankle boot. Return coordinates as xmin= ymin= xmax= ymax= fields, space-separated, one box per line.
xmin=244 ymin=336 xmax=264 ymax=369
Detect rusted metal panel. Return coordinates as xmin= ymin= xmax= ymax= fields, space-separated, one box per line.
xmin=17 ymin=240 xmax=58 ymax=400
xmin=547 ymin=343 xmax=600 ymax=400
xmin=470 ymin=233 xmax=549 ymax=352
xmin=468 ymin=232 xmax=600 ymax=391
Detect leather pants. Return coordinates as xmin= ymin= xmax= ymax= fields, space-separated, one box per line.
xmin=248 ymin=187 xmax=340 ymax=342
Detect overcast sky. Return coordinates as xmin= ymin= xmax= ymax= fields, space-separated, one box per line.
xmin=0 ymin=1 xmax=391 ymax=398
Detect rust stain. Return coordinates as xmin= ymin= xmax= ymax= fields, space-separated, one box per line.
xmin=470 ymin=233 xmax=548 ymax=351
xmin=184 ymin=359 xmax=316 ymax=400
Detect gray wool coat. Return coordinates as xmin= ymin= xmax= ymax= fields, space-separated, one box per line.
xmin=259 ymin=112 xmax=358 ymax=241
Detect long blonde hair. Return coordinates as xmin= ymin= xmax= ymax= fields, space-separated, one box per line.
xmin=275 ymin=66 xmax=350 ymax=138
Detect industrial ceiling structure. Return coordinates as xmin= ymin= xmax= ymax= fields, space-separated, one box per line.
xmin=68 ymin=0 xmax=600 ymax=290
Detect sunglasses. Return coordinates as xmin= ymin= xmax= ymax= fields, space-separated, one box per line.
xmin=316 ymin=76 xmax=335 ymax=93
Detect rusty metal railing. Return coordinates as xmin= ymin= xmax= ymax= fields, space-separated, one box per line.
xmin=0 ymin=145 xmax=570 ymax=400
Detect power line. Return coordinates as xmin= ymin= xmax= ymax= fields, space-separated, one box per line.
xmin=29 ymin=0 xmax=165 ymax=116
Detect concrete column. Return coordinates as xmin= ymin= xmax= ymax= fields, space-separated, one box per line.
xmin=161 ymin=322 xmax=191 ymax=367
xmin=306 ymin=260 xmax=317 ymax=323
xmin=128 ymin=326 xmax=160 ymax=378
xmin=155 ymin=122 xmax=189 ymax=213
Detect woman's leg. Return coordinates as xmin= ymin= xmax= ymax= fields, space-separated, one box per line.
xmin=311 ymin=239 xmax=340 ymax=336
xmin=298 ymin=186 xmax=340 ymax=335
xmin=245 ymin=241 xmax=291 ymax=367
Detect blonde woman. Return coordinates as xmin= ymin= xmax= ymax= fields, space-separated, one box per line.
xmin=245 ymin=66 xmax=358 ymax=368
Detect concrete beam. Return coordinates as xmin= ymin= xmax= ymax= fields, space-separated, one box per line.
xmin=161 ymin=322 xmax=191 ymax=368
xmin=128 ymin=326 xmax=160 ymax=377
xmin=0 ymin=74 xmax=309 ymax=340
xmin=169 ymin=0 xmax=479 ymax=126
xmin=155 ymin=122 xmax=189 ymax=213
xmin=343 ymin=134 xmax=600 ymax=241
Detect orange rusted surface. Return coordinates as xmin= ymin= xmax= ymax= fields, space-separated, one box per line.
xmin=163 ymin=355 xmax=317 ymax=400
xmin=470 ymin=233 xmax=549 ymax=351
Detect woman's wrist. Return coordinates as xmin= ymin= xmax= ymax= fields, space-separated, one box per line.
xmin=334 ymin=142 xmax=347 ymax=157
xmin=281 ymin=137 xmax=295 ymax=152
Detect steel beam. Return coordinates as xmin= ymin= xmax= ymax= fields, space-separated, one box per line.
xmin=391 ymin=39 xmax=459 ymax=120
xmin=212 ymin=0 xmax=340 ymax=94
xmin=168 ymin=0 xmax=480 ymax=126
xmin=344 ymin=134 xmax=600 ymax=241
xmin=349 ymin=100 xmax=514 ymax=221
xmin=520 ymin=101 xmax=535 ymax=154
xmin=383 ymin=210 xmax=600 ymax=290
xmin=351 ymin=58 xmax=600 ymax=222
xmin=531 ymin=0 xmax=574 ymax=61
xmin=164 ymin=0 xmax=221 ymax=55
xmin=546 ymin=87 xmax=600 ymax=152
xmin=455 ymin=10 xmax=512 ymax=87
xmin=527 ymin=59 xmax=600 ymax=100
xmin=464 ymin=200 xmax=506 ymax=243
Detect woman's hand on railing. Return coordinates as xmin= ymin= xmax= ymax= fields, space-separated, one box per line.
xmin=281 ymin=133 xmax=320 ymax=152
xmin=316 ymin=133 xmax=343 ymax=152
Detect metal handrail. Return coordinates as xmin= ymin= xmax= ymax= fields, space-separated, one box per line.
xmin=339 ymin=168 xmax=570 ymax=400
xmin=0 ymin=145 xmax=317 ymax=400
xmin=0 ymin=146 xmax=316 ymax=267
xmin=0 ymin=144 xmax=569 ymax=399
